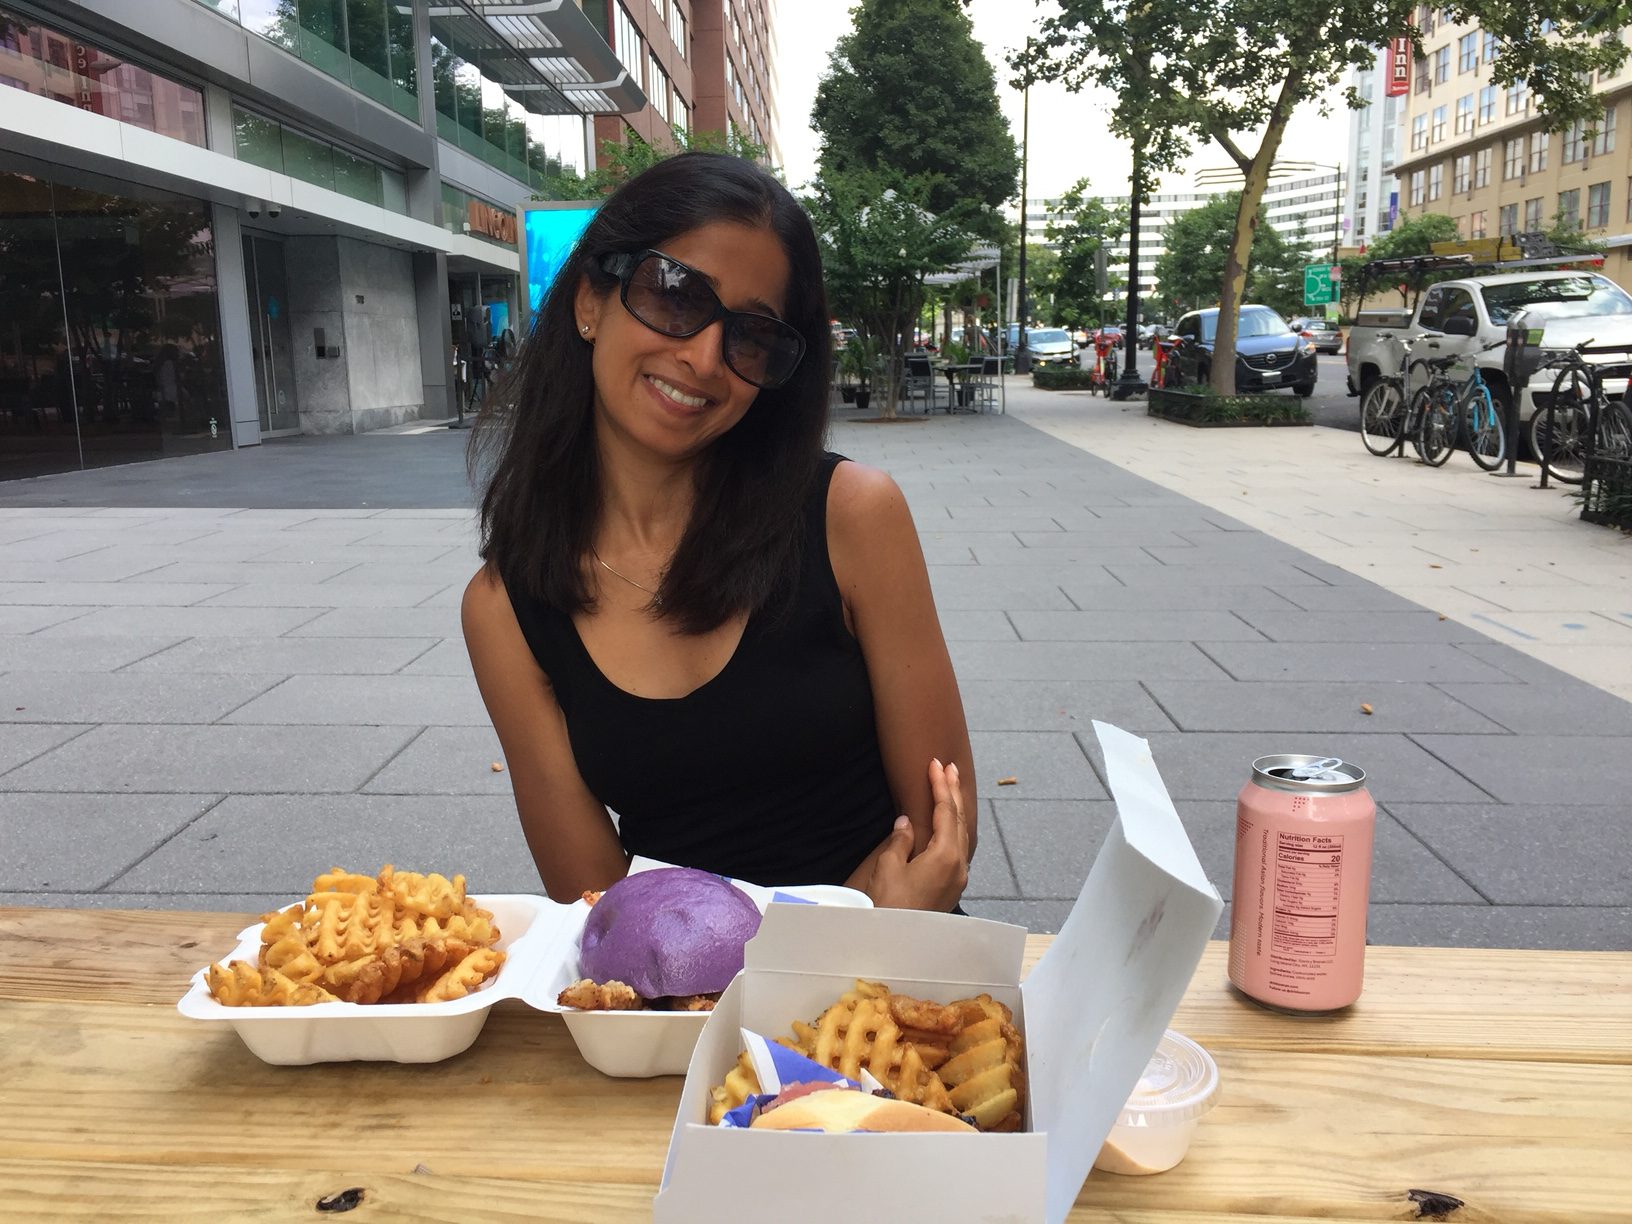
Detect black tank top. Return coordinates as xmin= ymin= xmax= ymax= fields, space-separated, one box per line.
xmin=507 ymin=453 xmax=897 ymax=886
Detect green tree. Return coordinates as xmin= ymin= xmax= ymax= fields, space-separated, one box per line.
xmin=1017 ymin=1 xmax=1632 ymax=393
xmin=1042 ymin=182 xmax=1127 ymax=328
xmin=809 ymin=170 xmax=975 ymax=418
xmin=534 ymin=124 xmax=771 ymax=200
xmin=812 ymin=0 xmax=1018 ymax=239
xmin=1154 ymin=194 xmax=1309 ymax=317
xmin=1341 ymin=213 xmax=1460 ymax=312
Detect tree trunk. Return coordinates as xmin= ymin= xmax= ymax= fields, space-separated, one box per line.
xmin=1209 ymin=70 xmax=1304 ymax=398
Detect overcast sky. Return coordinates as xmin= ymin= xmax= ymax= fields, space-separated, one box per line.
xmin=773 ymin=0 xmax=1355 ymax=202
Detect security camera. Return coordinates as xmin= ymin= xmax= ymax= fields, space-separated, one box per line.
xmin=267 ymin=203 xmax=282 ymax=219
xmin=245 ymin=198 xmax=262 ymax=219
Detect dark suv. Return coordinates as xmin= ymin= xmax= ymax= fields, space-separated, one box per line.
xmin=1170 ymin=305 xmax=1318 ymax=395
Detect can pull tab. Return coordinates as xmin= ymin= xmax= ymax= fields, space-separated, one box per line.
xmin=1289 ymin=758 xmax=1345 ymax=782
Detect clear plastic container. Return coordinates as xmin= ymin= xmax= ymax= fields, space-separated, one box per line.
xmin=1093 ymin=1029 xmax=1218 ymax=1175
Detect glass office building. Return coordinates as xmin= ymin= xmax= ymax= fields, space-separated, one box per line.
xmin=1 ymin=0 xmax=639 ymax=478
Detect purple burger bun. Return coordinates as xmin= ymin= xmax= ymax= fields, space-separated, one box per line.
xmin=578 ymin=867 xmax=762 ymax=999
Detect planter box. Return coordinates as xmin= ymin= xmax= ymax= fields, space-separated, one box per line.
xmin=1148 ymin=386 xmax=1311 ymax=427
xmin=1581 ymin=453 xmax=1632 ymax=529
xmin=1032 ymin=367 xmax=1095 ymax=391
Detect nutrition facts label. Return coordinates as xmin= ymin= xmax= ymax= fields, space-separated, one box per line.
xmin=1271 ymin=832 xmax=1344 ymax=954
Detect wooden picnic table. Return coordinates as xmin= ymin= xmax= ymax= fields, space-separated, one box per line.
xmin=2 ymin=906 xmax=1629 ymax=1221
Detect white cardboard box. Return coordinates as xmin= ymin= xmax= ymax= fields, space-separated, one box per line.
xmin=655 ymin=722 xmax=1224 ymax=1224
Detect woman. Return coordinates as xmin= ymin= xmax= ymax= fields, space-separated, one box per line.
xmin=463 ymin=153 xmax=974 ymax=911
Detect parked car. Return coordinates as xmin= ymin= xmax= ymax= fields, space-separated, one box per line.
xmin=1002 ymin=325 xmax=1077 ymax=366
xmin=1169 ymin=305 xmax=1317 ymax=395
xmin=1142 ymin=322 xmax=1172 ymax=349
xmin=1344 ymin=269 xmax=1632 ymax=456
xmin=1293 ymin=317 xmax=1344 ymax=354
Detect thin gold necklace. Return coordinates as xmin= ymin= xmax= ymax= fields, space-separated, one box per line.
xmin=591 ymin=546 xmax=663 ymax=606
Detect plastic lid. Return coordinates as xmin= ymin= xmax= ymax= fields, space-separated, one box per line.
xmin=1114 ymin=1030 xmax=1219 ymax=1128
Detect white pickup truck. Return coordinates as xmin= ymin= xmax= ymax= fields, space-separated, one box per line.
xmin=1345 ymin=269 xmax=1632 ymax=456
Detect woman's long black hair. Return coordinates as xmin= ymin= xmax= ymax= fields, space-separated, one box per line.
xmin=471 ymin=152 xmax=832 ymax=635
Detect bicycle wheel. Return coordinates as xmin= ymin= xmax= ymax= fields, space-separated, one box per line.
xmin=1360 ymin=378 xmax=1406 ymax=456
xmin=1464 ymin=383 xmax=1505 ymax=471
xmin=1597 ymin=400 xmax=1632 ymax=460
xmin=1537 ymin=399 xmax=1590 ymax=484
xmin=1416 ymin=384 xmax=1457 ymax=466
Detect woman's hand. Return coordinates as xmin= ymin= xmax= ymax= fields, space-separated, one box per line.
xmin=845 ymin=759 xmax=970 ymax=912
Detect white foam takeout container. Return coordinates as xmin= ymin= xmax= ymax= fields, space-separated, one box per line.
xmin=177 ymin=865 xmax=870 ymax=1071
xmin=655 ymin=723 xmax=1224 ymax=1224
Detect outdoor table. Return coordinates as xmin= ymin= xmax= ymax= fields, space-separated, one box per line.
xmin=3 ymin=906 xmax=1629 ymax=1221
xmin=931 ymin=361 xmax=985 ymax=411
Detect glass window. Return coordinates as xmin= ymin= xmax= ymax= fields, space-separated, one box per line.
xmin=1434 ymin=46 xmax=1449 ymax=83
xmin=281 ymin=127 xmax=334 ymax=189
xmin=332 ymin=146 xmax=382 ymax=205
xmin=1458 ymin=32 xmax=1477 ymax=73
xmin=1564 ymin=120 xmax=1585 ymax=164
xmin=1431 ymin=105 xmax=1446 ymax=142
xmin=1479 ymin=85 xmax=1496 ymax=124
xmin=1506 ymin=79 xmax=1528 ymax=114
xmin=1557 ymin=188 xmax=1580 ymax=227
xmin=1455 ymin=94 xmax=1473 ymax=134
xmin=1592 ymin=106 xmax=1616 ymax=156
xmin=1524 ymin=196 xmax=1542 ymax=230
xmin=1410 ymin=169 xmax=1426 ymax=206
xmin=1418 ymin=287 xmax=1445 ymax=330
xmin=1588 ymin=181 xmax=1611 ymax=228
xmin=385 ymin=0 xmax=416 ymax=104
xmin=1428 ymin=162 xmax=1443 ymax=201
xmin=380 ymin=166 xmax=406 ymax=213
xmin=1499 ymin=202 xmax=1517 ymax=236
xmin=670 ymin=2 xmax=687 ymax=59
xmin=232 ymin=106 xmax=285 ymax=170
xmin=648 ymin=53 xmax=669 ymax=122
xmin=1469 ymin=210 xmax=1487 ymax=239
xmin=614 ymin=3 xmax=644 ymax=87
xmin=1412 ymin=114 xmax=1427 ymax=151
xmin=1482 ymin=32 xmax=1498 ymax=63
xmin=675 ymin=92 xmax=690 ymax=133
xmin=0 ymin=8 xmax=207 ymax=146
xmin=1475 ymin=147 xmax=1491 ymax=188
xmin=1453 ymin=154 xmax=1471 ymax=193
xmin=0 ymin=168 xmax=230 ymax=477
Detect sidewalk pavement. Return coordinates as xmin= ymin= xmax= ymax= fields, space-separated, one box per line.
xmin=0 ymin=386 xmax=1627 ymax=949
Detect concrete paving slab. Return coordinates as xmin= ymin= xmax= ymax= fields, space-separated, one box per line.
xmin=1200 ymin=640 xmax=1516 ymax=683
xmin=0 ymin=793 xmax=222 ymax=890
xmin=1008 ymin=610 xmax=1266 ymax=642
xmin=951 ymin=639 xmax=1229 ymax=681
xmin=965 ymin=801 xmax=1017 ymax=898
xmin=958 ymin=679 xmax=1175 ymax=733
xmin=397 ymin=639 xmax=473 ymax=676
xmin=937 ymin=609 xmax=1018 ymax=640
xmin=0 ymin=581 xmax=234 ymax=606
xmin=248 ymin=543 xmax=465 ymax=565
xmin=1231 ymin=609 xmax=1483 ymax=643
xmin=1106 ymin=562 xmax=1334 ymax=587
xmin=1078 ymin=730 xmax=1494 ymax=804
xmin=961 ymin=898 xmax=1077 ymax=932
xmin=194 ymin=583 xmax=452 ymax=609
xmin=361 ymin=726 xmax=511 ymax=795
xmin=1432 ymin=680 xmax=1632 ymax=736
xmin=222 ymin=674 xmax=488 ymax=726
xmin=1267 ymin=585 xmax=1429 ymax=612
xmin=0 ymin=724 xmax=418 ymax=794
xmin=1385 ymin=802 xmax=1632 ymax=905
xmin=1052 ymin=583 xmax=1301 ymax=611
xmin=108 ymin=794 xmax=542 ymax=894
xmin=0 ymin=635 xmax=185 ymax=672
xmin=925 ymin=569 xmax=1076 ymax=610
xmin=970 ymin=544 xmax=1160 ymax=567
xmin=129 ymin=560 xmax=361 ymax=585
xmin=0 ymin=724 xmax=92 ymax=775
xmin=287 ymin=607 xmax=462 ymax=637
xmin=968 ymin=731 xmax=1106 ymax=800
xmin=1359 ymin=904 xmax=1632 ymax=950
xmin=0 ymin=673 xmax=280 ymax=724
xmin=121 ymin=636 xmax=441 ymax=676
xmin=1410 ymin=734 xmax=1630 ymax=805
xmin=0 ymin=606 xmax=90 ymax=634
xmin=35 ymin=605 xmax=325 ymax=638
xmin=319 ymin=562 xmax=480 ymax=586
xmin=1142 ymin=679 xmax=1509 ymax=734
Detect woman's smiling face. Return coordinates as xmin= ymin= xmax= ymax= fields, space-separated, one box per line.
xmin=576 ymin=220 xmax=793 ymax=460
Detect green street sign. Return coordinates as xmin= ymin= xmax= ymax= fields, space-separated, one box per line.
xmin=1304 ymin=263 xmax=1337 ymax=306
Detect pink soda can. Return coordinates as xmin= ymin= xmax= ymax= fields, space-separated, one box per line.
xmin=1228 ymin=755 xmax=1376 ymax=1013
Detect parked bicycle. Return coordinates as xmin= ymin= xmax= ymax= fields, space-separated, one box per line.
xmin=1533 ymin=340 xmax=1632 ymax=485
xmin=1151 ymin=336 xmax=1183 ymax=390
xmin=1359 ymin=330 xmax=1424 ymax=458
xmin=1409 ymin=339 xmax=1509 ymax=470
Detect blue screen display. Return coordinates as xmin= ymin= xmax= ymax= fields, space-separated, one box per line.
xmin=523 ymin=205 xmax=598 ymax=316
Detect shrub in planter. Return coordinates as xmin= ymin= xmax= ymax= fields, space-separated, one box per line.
xmin=1579 ymin=454 xmax=1632 ymax=529
xmin=1148 ymin=386 xmax=1311 ymax=426
xmin=1032 ymin=366 xmax=1097 ymax=390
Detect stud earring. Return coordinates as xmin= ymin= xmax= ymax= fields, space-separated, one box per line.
xmin=581 ymin=325 xmax=590 ymax=334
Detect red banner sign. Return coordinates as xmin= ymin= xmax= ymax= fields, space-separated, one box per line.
xmin=1385 ymin=36 xmax=1412 ymax=97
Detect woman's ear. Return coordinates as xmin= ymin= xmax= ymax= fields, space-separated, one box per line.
xmin=574 ymin=273 xmax=603 ymax=340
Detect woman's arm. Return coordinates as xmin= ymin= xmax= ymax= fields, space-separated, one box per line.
xmin=827 ymin=461 xmax=977 ymax=863
xmin=462 ymin=566 xmax=629 ymax=901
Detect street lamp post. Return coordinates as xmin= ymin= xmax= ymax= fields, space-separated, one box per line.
xmin=1110 ymin=147 xmax=1147 ymax=399
xmin=1015 ymin=73 xmax=1032 ymax=375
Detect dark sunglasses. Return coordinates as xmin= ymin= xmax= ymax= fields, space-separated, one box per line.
xmin=599 ymin=249 xmax=806 ymax=390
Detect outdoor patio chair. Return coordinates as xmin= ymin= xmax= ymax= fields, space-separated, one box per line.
xmin=903 ymin=354 xmax=948 ymax=414
xmin=972 ymin=356 xmax=1001 ymax=413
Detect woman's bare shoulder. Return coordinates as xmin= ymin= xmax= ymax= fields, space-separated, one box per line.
xmin=827 ymin=458 xmax=910 ymax=534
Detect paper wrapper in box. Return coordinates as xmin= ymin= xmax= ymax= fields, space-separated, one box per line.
xmin=655 ymin=722 xmax=1223 ymax=1224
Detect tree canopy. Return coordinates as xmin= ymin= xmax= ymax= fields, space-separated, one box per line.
xmin=812 ymin=0 xmax=1018 ymax=238
xmin=1015 ymin=0 xmax=1632 ymax=391
xmin=1153 ymin=194 xmax=1311 ymax=319
xmin=1042 ymin=180 xmax=1127 ymax=327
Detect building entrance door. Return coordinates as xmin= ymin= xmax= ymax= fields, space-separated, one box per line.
xmin=242 ymin=234 xmax=299 ymax=435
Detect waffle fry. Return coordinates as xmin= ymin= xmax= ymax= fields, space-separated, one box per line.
xmin=206 ymin=865 xmax=503 ymax=1008
xmin=716 ymin=979 xmax=1028 ymax=1132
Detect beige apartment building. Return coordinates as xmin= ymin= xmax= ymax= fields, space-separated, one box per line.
xmin=1393 ymin=11 xmax=1632 ymax=291
xmin=590 ymin=1 xmax=780 ymax=165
